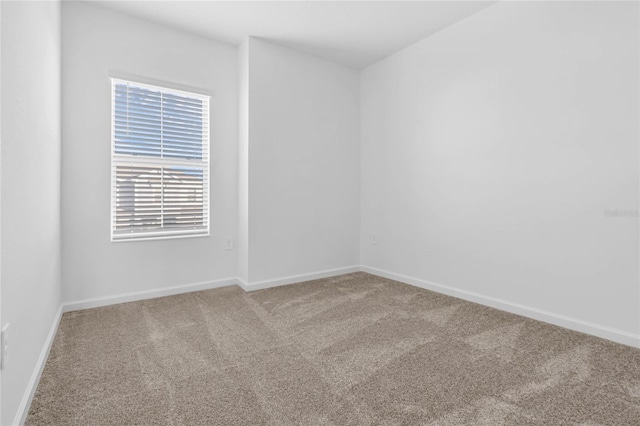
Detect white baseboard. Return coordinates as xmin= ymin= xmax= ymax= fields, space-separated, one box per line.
xmin=13 ymin=305 xmax=63 ymax=426
xmin=239 ymin=266 xmax=361 ymax=292
xmin=62 ymin=277 xmax=237 ymax=313
xmin=62 ymin=267 xmax=361 ymax=312
xmin=361 ymin=265 xmax=640 ymax=348
xmin=236 ymin=277 xmax=249 ymax=291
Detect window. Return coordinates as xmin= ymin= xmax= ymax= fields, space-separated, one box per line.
xmin=110 ymin=78 xmax=210 ymax=241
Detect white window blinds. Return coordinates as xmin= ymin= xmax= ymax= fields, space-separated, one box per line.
xmin=111 ymin=79 xmax=210 ymax=241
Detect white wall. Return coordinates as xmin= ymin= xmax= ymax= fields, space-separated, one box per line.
xmin=61 ymin=2 xmax=238 ymax=303
xmin=237 ymin=40 xmax=249 ymax=283
xmin=361 ymin=1 xmax=639 ymax=339
xmin=245 ymin=38 xmax=360 ymax=284
xmin=0 ymin=2 xmax=3 ymax=422
xmin=1 ymin=1 xmax=62 ymax=424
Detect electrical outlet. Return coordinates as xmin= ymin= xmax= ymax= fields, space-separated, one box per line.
xmin=225 ymin=237 xmax=233 ymax=251
xmin=371 ymin=233 xmax=378 ymax=245
xmin=1 ymin=324 xmax=9 ymax=370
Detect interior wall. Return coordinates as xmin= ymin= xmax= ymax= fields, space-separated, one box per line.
xmin=361 ymin=1 xmax=640 ymax=338
xmin=245 ymin=38 xmax=360 ymax=284
xmin=1 ymin=1 xmax=62 ymax=424
xmin=237 ymin=40 xmax=249 ymax=283
xmin=61 ymin=2 xmax=238 ymax=303
xmin=0 ymin=0 xmax=2 ymax=421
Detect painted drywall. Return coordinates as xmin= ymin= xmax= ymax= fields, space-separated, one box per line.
xmin=0 ymin=3 xmax=3 ymax=422
xmin=237 ymin=40 xmax=249 ymax=284
xmin=1 ymin=1 xmax=62 ymax=424
xmin=361 ymin=1 xmax=640 ymax=337
xmin=245 ymin=38 xmax=360 ymax=283
xmin=61 ymin=2 xmax=238 ymax=303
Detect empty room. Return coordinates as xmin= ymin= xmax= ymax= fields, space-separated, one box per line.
xmin=1 ymin=0 xmax=639 ymax=424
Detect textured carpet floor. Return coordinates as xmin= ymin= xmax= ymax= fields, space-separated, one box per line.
xmin=27 ymin=272 xmax=640 ymax=425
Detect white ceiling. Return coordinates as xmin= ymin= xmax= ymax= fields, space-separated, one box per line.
xmin=88 ymin=1 xmax=495 ymax=69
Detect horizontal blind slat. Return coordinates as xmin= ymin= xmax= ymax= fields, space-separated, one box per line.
xmin=113 ymin=100 xmax=206 ymax=119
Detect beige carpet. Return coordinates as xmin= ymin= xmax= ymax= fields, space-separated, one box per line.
xmin=27 ymin=272 xmax=640 ymax=425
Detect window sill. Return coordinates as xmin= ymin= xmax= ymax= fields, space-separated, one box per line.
xmin=111 ymin=231 xmax=210 ymax=243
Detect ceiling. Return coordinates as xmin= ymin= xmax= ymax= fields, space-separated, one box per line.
xmin=88 ymin=1 xmax=495 ymax=69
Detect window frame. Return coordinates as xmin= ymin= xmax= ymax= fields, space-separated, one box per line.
xmin=109 ymin=77 xmax=211 ymax=242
